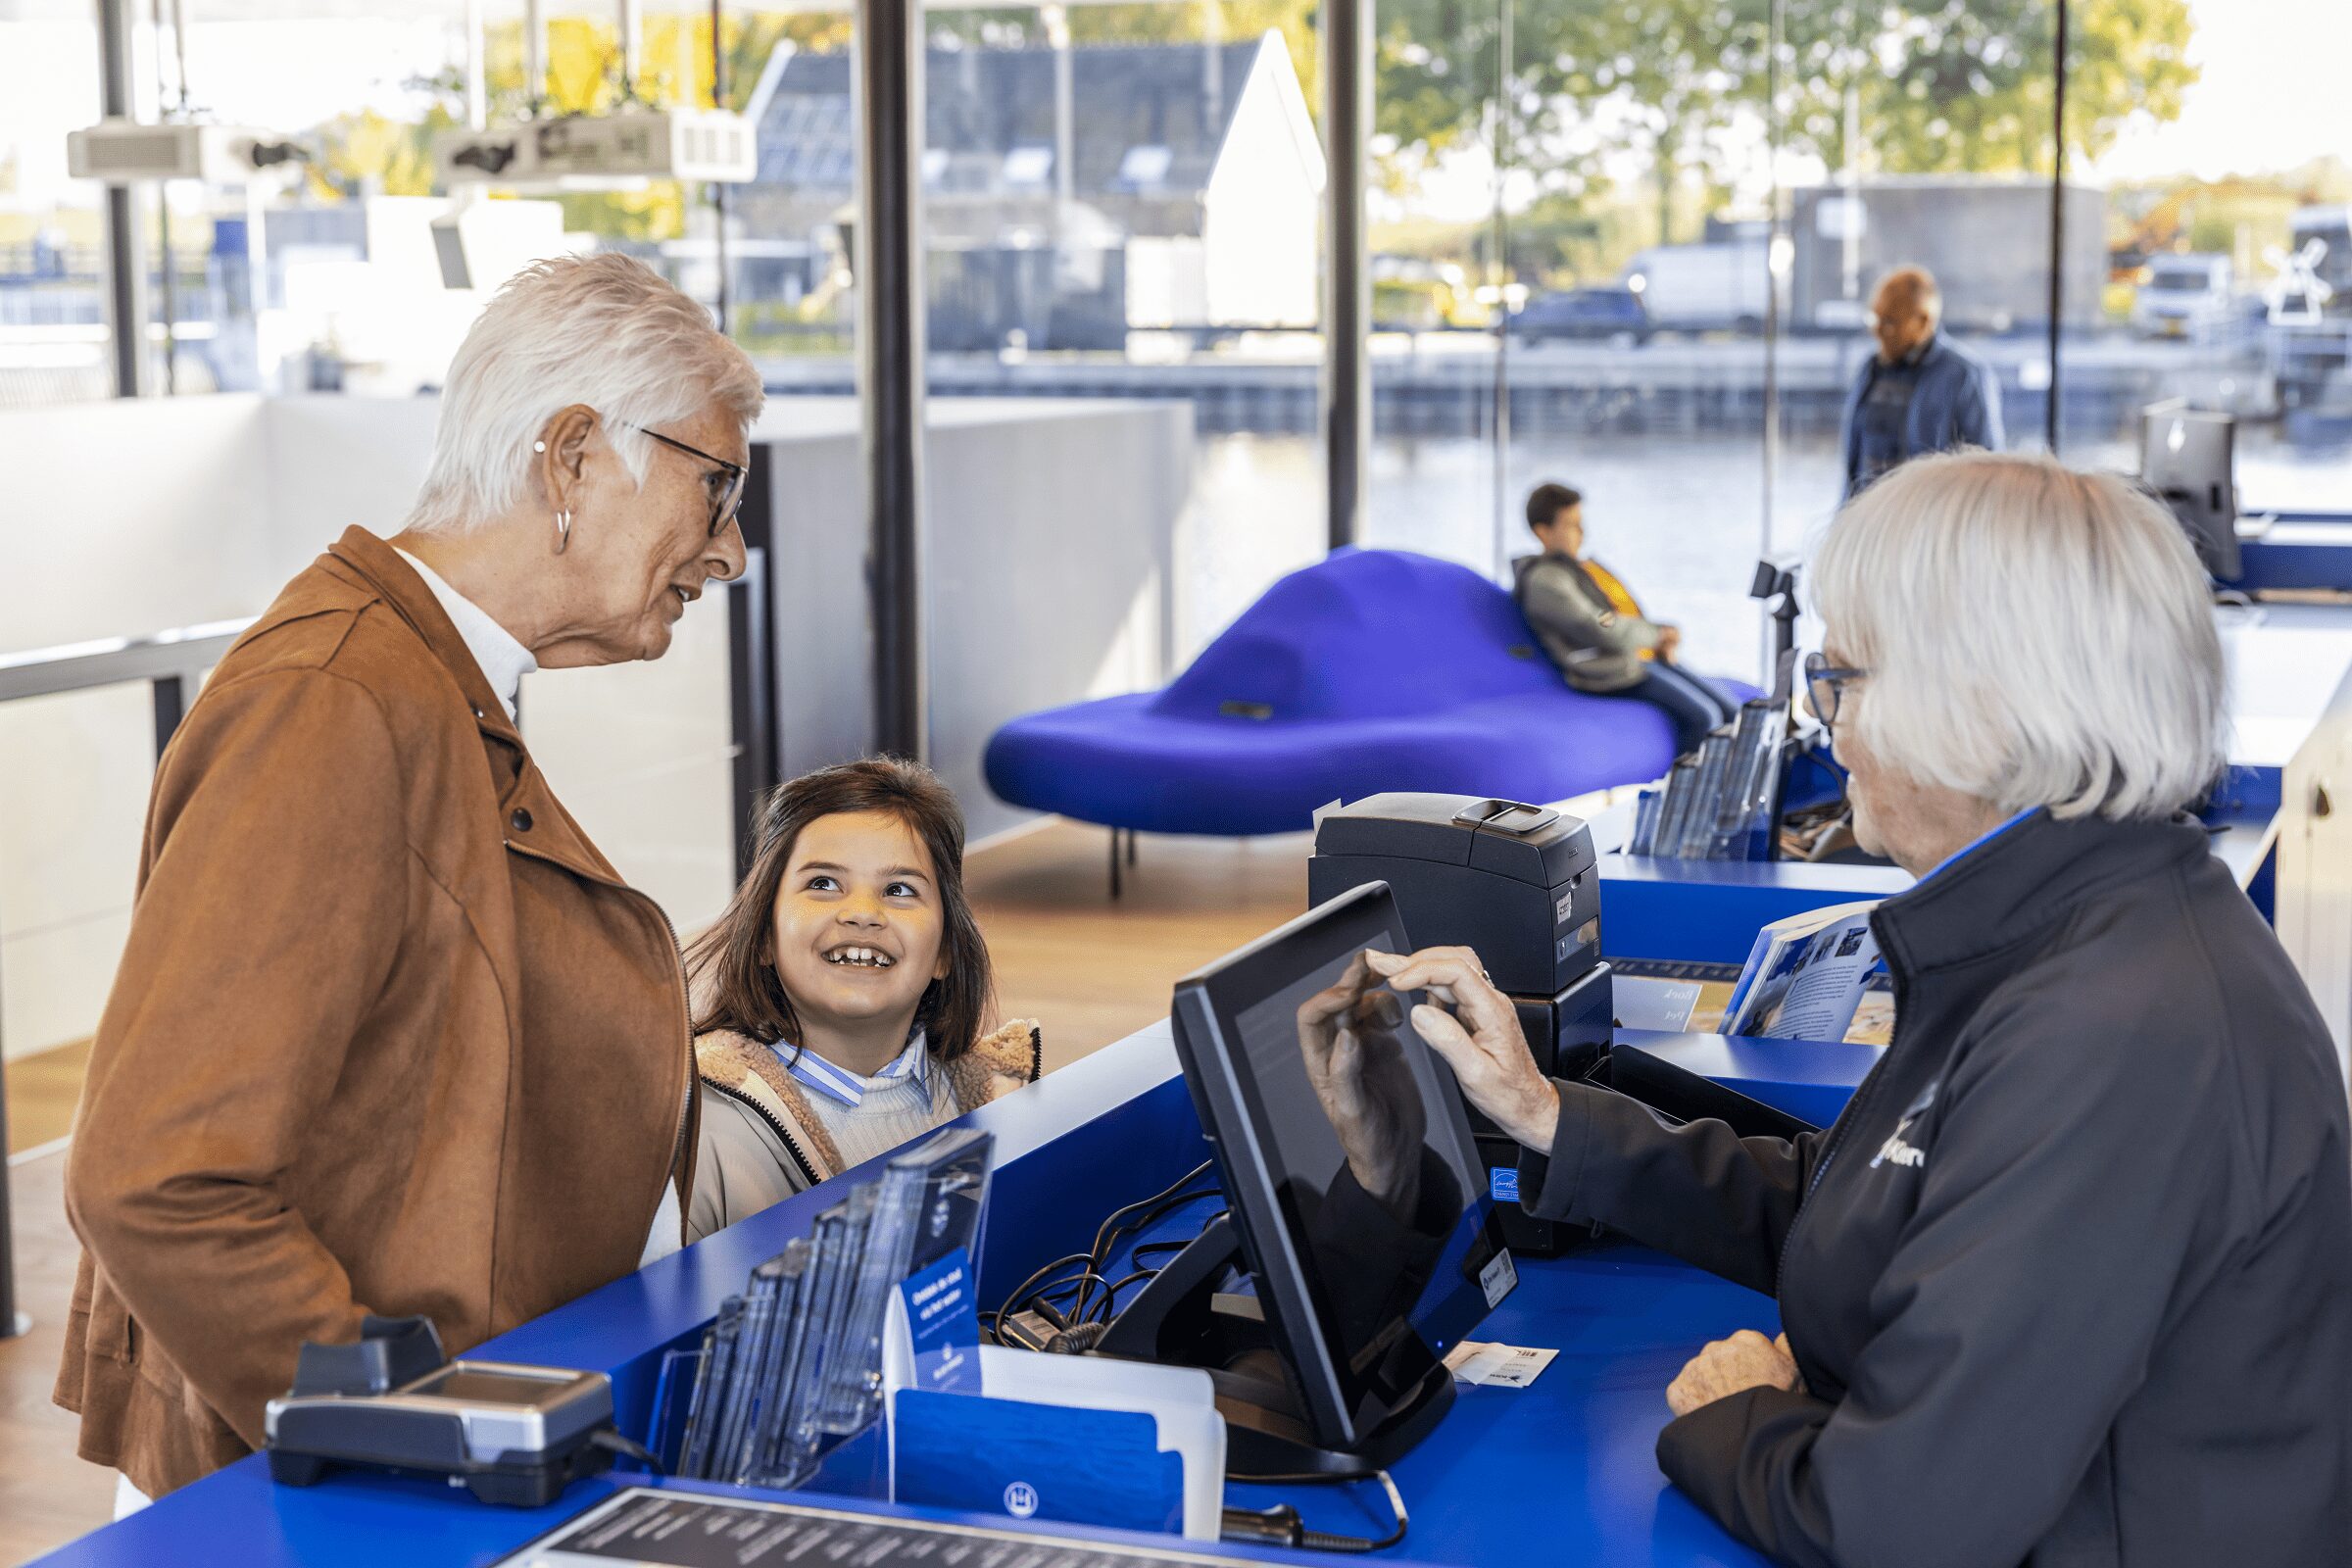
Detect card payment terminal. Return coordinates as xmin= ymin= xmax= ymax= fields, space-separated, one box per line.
xmin=265 ymin=1315 xmax=621 ymax=1506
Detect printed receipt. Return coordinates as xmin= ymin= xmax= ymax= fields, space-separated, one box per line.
xmin=1443 ymin=1340 xmax=1559 ymax=1389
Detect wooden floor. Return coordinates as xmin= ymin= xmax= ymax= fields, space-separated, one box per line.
xmin=0 ymin=821 xmax=1310 ymax=1565
xmin=968 ymin=822 xmax=1309 ymax=1068
xmin=6 ymin=1041 xmax=88 ymax=1159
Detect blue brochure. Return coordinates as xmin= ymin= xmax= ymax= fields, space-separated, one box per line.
xmin=897 ymin=1246 xmax=982 ymax=1395
xmin=892 ymin=1394 xmax=1187 ymax=1535
xmin=884 ymin=1345 xmax=1226 ymax=1540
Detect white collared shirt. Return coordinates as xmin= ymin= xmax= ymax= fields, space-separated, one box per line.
xmin=393 ymin=548 xmax=538 ymax=721
xmin=774 ymin=1030 xmax=958 ymax=1174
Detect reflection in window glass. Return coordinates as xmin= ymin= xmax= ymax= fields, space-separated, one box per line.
xmin=897 ymin=3 xmax=1326 ymax=659
xmin=730 ymin=6 xmax=858 ymax=381
xmin=2 ymin=7 xmax=108 ymax=404
xmin=2064 ymin=0 xmax=2352 ymax=514
xmin=4 ymin=5 xmax=814 ymax=402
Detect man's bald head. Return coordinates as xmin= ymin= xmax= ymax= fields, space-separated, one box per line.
xmin=1871 ymin=268 xmax=1941 ymax=364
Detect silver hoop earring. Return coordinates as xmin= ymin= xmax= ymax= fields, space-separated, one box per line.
xmin=554 ymin=509 xmax=572 ymax=553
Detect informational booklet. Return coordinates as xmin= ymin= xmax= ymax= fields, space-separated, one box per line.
xmin=885 ymin=1345 xmax=1226 ymax=1542
xmin=495 ymin=1489 xmax=1250 ymax=1568
xmin=1721 ymin=900 xmax=1883 ymax=1044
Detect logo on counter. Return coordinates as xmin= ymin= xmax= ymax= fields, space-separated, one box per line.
xmin=1004 ymin=1482 xmax=1041 ymax=1519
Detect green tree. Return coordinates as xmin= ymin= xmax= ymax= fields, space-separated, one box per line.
xmin=1377 ymin=0 xmax=2196 ymax=241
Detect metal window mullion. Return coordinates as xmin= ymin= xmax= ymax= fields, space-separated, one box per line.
xmin=857 ymin=0 xmax=928 ymax=760
xmin=1321 ymin=0 xmax=1371 ymax=551
xmin=2046 ymin=0 xmax=2068 ymax=452
xmin=97 ymin=0 xmax=150 ymax=399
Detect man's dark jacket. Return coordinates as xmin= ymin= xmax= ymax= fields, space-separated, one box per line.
xmin=1520 ymin=809 xmax=2352 ymax=1566
xmin=1839 ymin=332 xmax=2004 ymax=498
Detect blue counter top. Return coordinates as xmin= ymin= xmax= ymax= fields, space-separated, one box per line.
xmin=32 ymin=1024 xmax=1872 ymax=1567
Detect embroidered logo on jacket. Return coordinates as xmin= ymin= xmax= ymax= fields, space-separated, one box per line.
xmin=1872 ymin=1122 xmax=1927 ymax=1169
xmin=1870 ymin=1079 xmax=1938 ymax=1171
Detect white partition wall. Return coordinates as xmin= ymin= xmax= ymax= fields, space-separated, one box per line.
xmin=753 ymin=398 xmax=1188 ymax=845
xmin=0 ymin=686 xmax=151 ymax=1066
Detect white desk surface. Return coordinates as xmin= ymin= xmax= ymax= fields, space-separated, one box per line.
xmin=2222 ymin=602 xmax=2352 ymax=768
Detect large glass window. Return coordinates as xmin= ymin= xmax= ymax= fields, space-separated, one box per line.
xmin=1368 ymin=0 xmax=1785 ymax=681
xmin=1 ymin=3 xmax=107 ymax=403
xmin=1772 ymin=0 xmax=2062 ymax=565
xmin=1356 ymin=1 xmax=2344 ymax=687
xmin=1500 ymin=0 xmax=1779 ymax=683
xmin=717 ymin=6 xmax=858 ymax=382
xmin=898 ymin=1 xmax=1325 ymax=659
xmin=2064 ymin=0 xmax=2352 ymax=514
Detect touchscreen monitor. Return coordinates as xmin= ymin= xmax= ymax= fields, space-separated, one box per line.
xmin=1170 ymin=881 xmax=1513 ymax=1456
xmin=2140 ymin=400 xmax=2240 ymax=580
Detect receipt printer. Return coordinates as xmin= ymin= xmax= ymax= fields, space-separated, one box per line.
xmin=1309 ymin=795 xmax=1612 ymax=1255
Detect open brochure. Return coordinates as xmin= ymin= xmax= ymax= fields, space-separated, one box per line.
xmin=1721 ymin=900 xmax=1883 ymax=1044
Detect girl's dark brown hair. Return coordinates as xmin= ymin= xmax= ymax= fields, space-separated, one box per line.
xmin=688 ymin=757 xmax=994 ymax=1061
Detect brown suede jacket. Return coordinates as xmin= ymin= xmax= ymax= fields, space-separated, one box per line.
xmin=53 ymin=526 xmax=697 ymax=1497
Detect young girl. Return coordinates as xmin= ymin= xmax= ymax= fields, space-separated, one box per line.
xmin=684 ymin=758 xmax=1041 ymax=1242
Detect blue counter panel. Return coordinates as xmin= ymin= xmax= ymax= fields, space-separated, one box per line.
xmin=1622 ymin=1031 xmax=1873 ymax=1129
xmin=34 ymin=1249 xmax=1791 ymax=1568
xmin=2237 ymin=523 xmax=2352 ymax=595
xmin=1599 ymin=855 xmax=1911 ymax=966
xmin=29 ymin=1026 xmax=1871 ymax=1568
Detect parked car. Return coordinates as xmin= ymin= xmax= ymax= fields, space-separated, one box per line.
xmin=1510 ymin=287 xmax=1652 ymax=345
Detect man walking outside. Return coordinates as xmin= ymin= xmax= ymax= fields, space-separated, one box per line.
xmin=1839 ymin=267 xmax=2004 ymax=500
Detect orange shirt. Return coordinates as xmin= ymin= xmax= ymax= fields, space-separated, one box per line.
xmin=1581 ymin=559 xmax=1653 ymax=660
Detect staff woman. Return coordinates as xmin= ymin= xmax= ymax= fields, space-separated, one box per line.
xmin=1377 ymin=452 xmax=2352 ymax=1565
xmin=57 ymin=255 xmax=761 ymax=1506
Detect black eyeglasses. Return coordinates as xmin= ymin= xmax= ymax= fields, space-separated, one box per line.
xmin=627 ymin=422 xmax=748 ymax=537
xmin=1802 ymin=652 xmax=1867 ymax=728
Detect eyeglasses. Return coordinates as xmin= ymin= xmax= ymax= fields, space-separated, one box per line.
xmin=627 ymin=422 xmax=748 ymax=537
xmin=1802 ymin=652 xmax=1867 ymax=728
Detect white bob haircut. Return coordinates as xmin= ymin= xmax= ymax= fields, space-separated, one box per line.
xmin=407 ymin=253 xmax=764 ymax=535
xmin=1812 ymin=450 xmax=2227 ymax=822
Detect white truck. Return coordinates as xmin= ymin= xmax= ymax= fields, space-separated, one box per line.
xmin=2132 ymin=253 xmax=2236 ymax=340
xmin=1618 ymin=237 xmax=1772 ymax=334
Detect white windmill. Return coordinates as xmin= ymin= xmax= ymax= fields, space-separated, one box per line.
xmin=2265 ymin=236 xmax=2334 ymax=325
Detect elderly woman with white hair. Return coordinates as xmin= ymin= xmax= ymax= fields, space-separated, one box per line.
xmin=1372 ymin=452 xmax=2351 ymax=1565
xmin=55 ymin=254 xmax=760 ymax=1508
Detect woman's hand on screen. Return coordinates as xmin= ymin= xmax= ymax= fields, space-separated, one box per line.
xmin=1362 ymin=947 xmax=1561 ymax=1152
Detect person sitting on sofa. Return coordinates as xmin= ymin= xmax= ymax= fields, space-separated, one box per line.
xmin=1512 ymin=482 xmax=1739 ymax=756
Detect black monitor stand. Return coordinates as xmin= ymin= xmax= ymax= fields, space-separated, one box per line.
xmin=1094 ymin=1213 xmax=1454 ymax=1479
